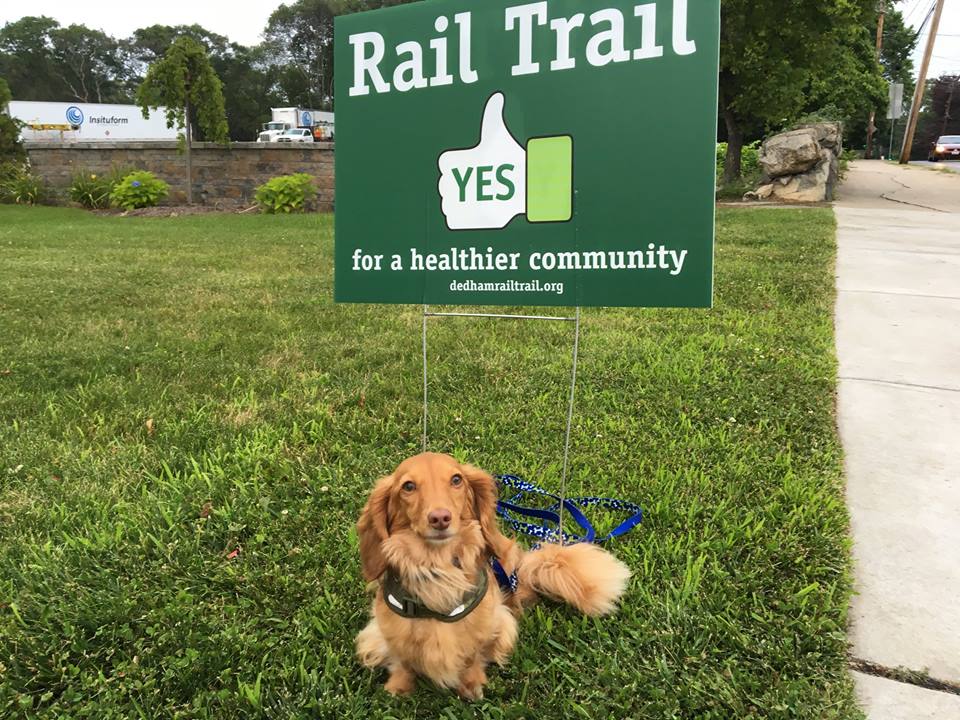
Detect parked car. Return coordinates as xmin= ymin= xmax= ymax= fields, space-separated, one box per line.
xmin=929 ymin=135 xmax=960 ymax=161
xmin=277 ymin=128 xmax=315 ymax=144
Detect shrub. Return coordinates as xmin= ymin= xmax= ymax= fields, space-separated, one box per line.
xmin=109 ymin=170 xmax=168 ymax=210
xmin=716 ymin=141 xmax=763 ymax=199
xmin=0 ymin=78 xmax=24 ymax=164
xmin=0 ymin=165 xmax=51 ymax=205
xmin=838 ymin=148 xmax=858 ymax=180
xmin=70 ymin=167 xmax=131 ymax=209
xmin=716 ymin=140 xmax=761 ymax=183
xmin=255 ymin=173 xmax=316 ymax=214
xmin=787 ymin=105 xmax=844 ymax=131
xmin=0 ymin=161 xmax=20 ymax=184
xmin=741 ymin=141 xmax=761 ymax=176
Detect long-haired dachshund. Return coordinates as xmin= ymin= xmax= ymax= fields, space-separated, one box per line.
xmin=355 ymin=452 xmax=631 ymax=699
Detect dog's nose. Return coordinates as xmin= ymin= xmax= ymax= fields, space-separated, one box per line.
xmin=428 ymin=508 xmax=452 ymax=531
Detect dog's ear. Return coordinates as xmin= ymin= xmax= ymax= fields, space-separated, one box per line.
xmin=463 ymin=464 xmax=520 ymax=573
xmin=357 ymin=475 xmax=393 ymax=581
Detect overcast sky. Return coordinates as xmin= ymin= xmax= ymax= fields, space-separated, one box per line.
xmin=0 ymin=0 xmax=958 ymax=76
xmin=0 ymin=0 xmax=287 ymax=48
xmin=902 ymin=0 xmax=960 ymax=78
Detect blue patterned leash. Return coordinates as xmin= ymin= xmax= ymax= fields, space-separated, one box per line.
xmin=489 ymin=474 xmax=643 ymax=593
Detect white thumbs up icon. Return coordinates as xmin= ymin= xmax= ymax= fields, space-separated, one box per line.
xmin=438 ymin=93 xmax=527 ymax=230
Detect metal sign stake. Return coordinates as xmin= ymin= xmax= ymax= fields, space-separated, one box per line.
xmin=558 ymin=306 xmax=582 ymax=543
xmin=422 ymin=304 xmax=429 ymax=453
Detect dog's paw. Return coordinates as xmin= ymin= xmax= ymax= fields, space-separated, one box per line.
xmin=456 ymin=662 xmax=487 ymax=701
xmin=384 ymin=668 xmax=416 ymax=696
xmin=456 ymin=682 xmax=484 ymax=702
xmin=355 ymin=620 xmax=390 ymax=669
xmin=384 ymin=680 xmax=415 ymax=696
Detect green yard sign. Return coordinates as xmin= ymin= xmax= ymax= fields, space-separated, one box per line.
xmin=334 ymin=0 xmax=719 ymax=308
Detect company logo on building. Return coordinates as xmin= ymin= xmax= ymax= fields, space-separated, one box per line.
xmin=64 ymin=105 xmax=132 ymax=126
xmin=89 ymin=115 xmax=129 ymax=125
xmin=66 ymin=106 xmax=84 ymax=126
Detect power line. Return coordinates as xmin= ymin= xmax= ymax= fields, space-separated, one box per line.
xmin=914 ymin=0 xmax=938 ymax=38
xmin=918 ymin=0 xmax=937 ymax=24
xmin=901 ymin=0 xmax=924 ymax=24
xmin=903 ymin=0 xmax=933 ymax=25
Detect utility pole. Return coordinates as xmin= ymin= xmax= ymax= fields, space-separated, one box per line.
xmin=899 ymin=0 xmax=946 ymax=164
xmin=865 ymin=3 xmax=886 ymax=159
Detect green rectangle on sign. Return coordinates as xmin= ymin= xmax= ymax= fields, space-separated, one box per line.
xmin=334 ymin=0 xmax=720 ymax=308
xmin=526 ymin=136 xmax=572 ymax=223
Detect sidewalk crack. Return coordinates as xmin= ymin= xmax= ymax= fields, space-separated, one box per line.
xmin=879 ymin=193 xmax=951 ymax=213
xmin=851 ymin=658 xmax=960 ymax=697
xmin=837 ymin=289 xmax=960 ymax=302
xmin=838 ymin=376 xmax=960 ymax=394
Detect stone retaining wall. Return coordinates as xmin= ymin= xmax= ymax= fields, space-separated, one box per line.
xmin=25 ymin=141 xmax=334 ymax=209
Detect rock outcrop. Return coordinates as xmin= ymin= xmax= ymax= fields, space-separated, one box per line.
xmin=745 ymin=122 xmax=842 ymax=203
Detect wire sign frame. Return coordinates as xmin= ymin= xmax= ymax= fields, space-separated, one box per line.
xmin=420 ymin=305 xmax=582 ymax=541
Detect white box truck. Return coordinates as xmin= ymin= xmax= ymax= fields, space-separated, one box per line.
xmin=257 ymin=107 xmax=335 ymax=143
xmin=9 ymin=101 xmax=177 ymax=142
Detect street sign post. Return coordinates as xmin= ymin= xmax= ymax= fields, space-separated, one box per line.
xmin=887 ymin=82 xmax=904 ymax=120
xmin=334 ymin=0 xmax=720 ymax=309
xmin=888 ymin=82 xmax=904 ymax=159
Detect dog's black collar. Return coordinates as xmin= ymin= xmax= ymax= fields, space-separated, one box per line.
xmin=382 ymin=565 xmax=488 ymax=623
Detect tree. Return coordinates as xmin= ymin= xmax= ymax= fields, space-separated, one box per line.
xmin=262 ymin=0 xmax=417 ymax=109
xmin=930 ymin=75 xmax=960 ymax=139
xmin=216 ymin=45 xmax=282 ymax=141
xmin=129 ymin=25 xmax=279 ymax=141
xmin=0 ymin=17 xmax=71 ymax=101
xmin=879 ymin=2 xmax=917 ymax=91
xmin=49 ymin=24 xmax=133 ymax=103
xmin=136 ymin=37 xmax=229 ymax=204
xmin=264 ymin=0 xmax=338 ymax=109
xmin=0 ymin=77 xmax=25 ymax=163
xmin=801 ymin=13 xmax=887 ymax=149
xmin=129 ymin=24 xmax=232 ymax=72
xmin=0 ymin=17 xmax=135 ymax=104
xmin=719 ymin=0 xmax=886 ymax=182
xmin=913 ymin=74 xmax=960 ymax=159
xmin=870 ymin=3 xmax=918 ymax=157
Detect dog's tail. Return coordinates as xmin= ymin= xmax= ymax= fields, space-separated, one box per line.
xmin=516 ymin=542 xmax=631 ymax=616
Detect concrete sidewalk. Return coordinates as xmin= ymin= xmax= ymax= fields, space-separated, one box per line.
xmin=834 ymin=161 xmax=960 ymax=718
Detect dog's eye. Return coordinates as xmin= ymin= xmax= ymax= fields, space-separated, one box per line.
xmin=402 ymin=481 xmax=416 ymax=492
xmin=451 ymin=474 xmax=463 ymax=487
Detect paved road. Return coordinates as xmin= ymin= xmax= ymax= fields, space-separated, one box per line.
xmin=835 ymin=161 xmax=960 ymax=718
xmin=911 ymin=160 xmax=960 ymax=174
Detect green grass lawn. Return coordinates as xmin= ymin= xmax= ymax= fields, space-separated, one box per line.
xmin=0 ymin=205 xmax=859 ymax=719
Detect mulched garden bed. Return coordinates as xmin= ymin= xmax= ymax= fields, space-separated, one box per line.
xmin=91 ymin=204 xmax=257 ymax=217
